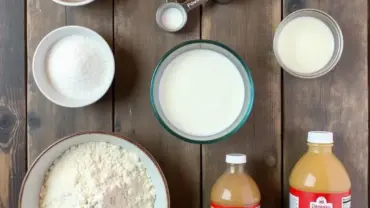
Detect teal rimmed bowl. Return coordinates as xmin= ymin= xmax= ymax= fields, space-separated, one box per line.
xmin=150 ymin=40 xmax=254 ymax=144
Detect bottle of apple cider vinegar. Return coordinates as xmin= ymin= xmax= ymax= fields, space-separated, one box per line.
xmin=289 ymin=131 xmax=351 ymax=208
xmin=211 ymin=153 xmax=261 ymax=208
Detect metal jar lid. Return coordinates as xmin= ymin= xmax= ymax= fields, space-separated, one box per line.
xmin=273 ymin=9 xmax=344 ymax=79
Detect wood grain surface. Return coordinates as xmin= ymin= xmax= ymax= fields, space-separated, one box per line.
xmin=201 ymin=1 xmax=282 ymax=207
xmin=27 ymin=0 xmax=113 ymax=165
xmin=0 ymin=0 xmax=365 ymax=207
xmin=113 ymin=1 xmax=201 ymax=208
xmin=0 ymin=0 xmax=26 ymax=207
xmin=283 ymin=0 xmax=368 ymax=207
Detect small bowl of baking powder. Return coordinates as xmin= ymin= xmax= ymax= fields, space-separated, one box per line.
xmin=33 ymin=25 xmax=115 ymax=108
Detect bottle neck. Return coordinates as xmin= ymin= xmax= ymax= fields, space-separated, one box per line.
xmin=226 ymin=163 xmax=246 ymax=174
xmin=307 ymin=143 xmax=333 ymax=154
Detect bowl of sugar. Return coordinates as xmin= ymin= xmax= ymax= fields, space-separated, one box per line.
xmin=150 ymin=40 xmax=254 ymax=144
xmin=33 ymin=25 xmax=115 ymax=108
xmin=273 ymin=9 xmax=343 ymax=78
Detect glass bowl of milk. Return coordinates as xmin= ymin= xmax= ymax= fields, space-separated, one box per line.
xmin=150 ymin=40 xmax=254 ymax=144
xmin=273 ymin=9 xmax=343 ymax=78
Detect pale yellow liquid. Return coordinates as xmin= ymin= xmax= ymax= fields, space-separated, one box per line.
xmin=211 ymin=164 xmax=261 ymax=206
xmin=290 ymin=143 xmax=351 ymax=193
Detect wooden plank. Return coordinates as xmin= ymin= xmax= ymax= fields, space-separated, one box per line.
xmin=0 ymin=0 xmax=26 ymax=207
xmin=27 ymin=1 xmax=113 ymax=164
xmin=201 ymin=0 xmax=282 ymax=207
xmin=283 ymin=0 xmax=368 ymax=207
xmin=113 ymin=1 xmax=201 ymax=207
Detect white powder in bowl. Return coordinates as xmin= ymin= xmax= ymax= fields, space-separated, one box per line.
xmin=160 ymin=7 xmax=184 ymax=31
xmin=46 ymin=35 xmax=112 ymax=100
xmin=40 ymin=142 xmax=156 ymax=208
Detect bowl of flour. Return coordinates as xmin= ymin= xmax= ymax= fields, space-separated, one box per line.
xmin=19 ymin=132 xmax=169 ymax=208
xmin=33 ymin=25 xmax=115 ymax=108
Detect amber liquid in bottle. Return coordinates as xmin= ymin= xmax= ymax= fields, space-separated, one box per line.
xmin=290 ymin=143 xmax=351 ymax=193
xmin=289 ymin=131 xmax=351 ymax=208
xmin=211 ymin=154 xmax=261 ymax=207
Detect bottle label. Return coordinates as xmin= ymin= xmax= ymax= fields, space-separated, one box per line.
xmin=289 ymin=187 xmax=351 ymax=208
xmin=210 ymin=202 xmax=260 ymax=208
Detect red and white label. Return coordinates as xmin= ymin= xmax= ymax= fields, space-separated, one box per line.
xmin=210 ymin=202 xmax=260 ymax=208
xmin=290 ymin=187 xmax=351 ymax=208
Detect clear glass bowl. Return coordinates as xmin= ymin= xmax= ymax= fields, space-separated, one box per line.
xmin=150 ymin=40 xmax=254 ymax=144
xmin=273 ymin=9 xmax=343 ymax=79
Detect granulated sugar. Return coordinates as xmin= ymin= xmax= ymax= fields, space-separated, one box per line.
xmin=46 ymin=35 xmax=112 ymax=100
xmin=40 ymin=142 xmax=156 ymax=208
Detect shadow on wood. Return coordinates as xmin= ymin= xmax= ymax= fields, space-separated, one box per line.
xmin=159 ymin=145 xmax=200 ymax=208
xmin=114 ymin=47 xmax=139 ymax=102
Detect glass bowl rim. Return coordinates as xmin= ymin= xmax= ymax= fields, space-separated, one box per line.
xmin=150 ymin=39 xmax=255 ymax=144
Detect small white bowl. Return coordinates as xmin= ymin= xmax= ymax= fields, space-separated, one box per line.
xmin=273 ymin=9 xmax=343 ymax=79
xmin=33 ymin=25 xmax=115 ymax=108
xmin=53 ymin=0 xmax=95 ymax=6
xmin=19 ymin=132 xmax=170 ymax=208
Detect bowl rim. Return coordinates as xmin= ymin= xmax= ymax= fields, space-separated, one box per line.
xmin=273 ymin=8 xmax=344 ymax=79
xmin=150 ymin=39 xmax=255 ymax=144
xmin=52 ymin=0 xmax=95 ymax=6
xmin=32 ymin=25 xmax=115 ymax=108
xmin=18 ymin=131 xmax=170 ymax=208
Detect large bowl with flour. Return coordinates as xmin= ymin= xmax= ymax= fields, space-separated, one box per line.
xmin=151 ymin=40 xmax=254 ymax=144
xmin=19 ymin=132 xmax=169 ymax=208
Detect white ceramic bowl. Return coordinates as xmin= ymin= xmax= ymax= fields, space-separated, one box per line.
xmin=53 ymin=0 xmax=95 ymax=6
xmin=19 ymin=132 xmax=170 ymax=208
xmin=33 ymin=25 xmax=115 ymax=108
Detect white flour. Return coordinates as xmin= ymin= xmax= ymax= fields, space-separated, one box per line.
xmin=46 ymin=35 xmax=112 ymax=99
xmin=40 ymin=142 xmax=156 ymax=208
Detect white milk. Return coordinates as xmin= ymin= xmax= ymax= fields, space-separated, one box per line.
xmin=159 ymin=49 xmax=245 ymax=137
xmin=277 ymin=16 xmax=335 ymax=74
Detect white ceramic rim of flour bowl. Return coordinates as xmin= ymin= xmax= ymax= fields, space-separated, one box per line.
xmin=273 ymin=9 xmax=343 ymax=79
xmin=150 ymin=40 xmax=254 ymax=144
xmin=18 ymin=131 xmax=170 ymax=208
xmin=33 ymin=25 xmax=115 ymax=108
xmin=52 ymin=0 xmax=95 ymax=6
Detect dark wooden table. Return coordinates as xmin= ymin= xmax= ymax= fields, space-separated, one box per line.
xmin=0 ymin=0 xmax=368 ymax=207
